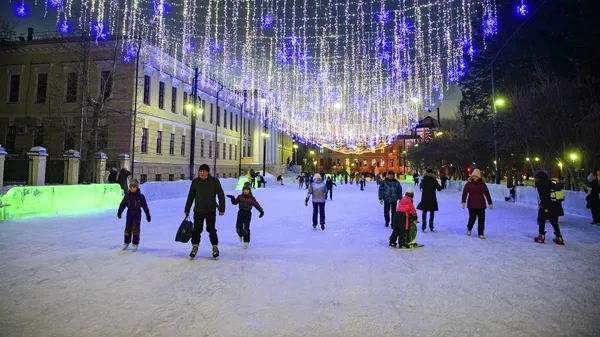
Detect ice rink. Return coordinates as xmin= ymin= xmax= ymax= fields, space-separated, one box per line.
xmin=1 ymin=181 xmax=599 ymax=337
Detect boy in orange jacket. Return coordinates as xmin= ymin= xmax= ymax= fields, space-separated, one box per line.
xmin=390 ymin=188 xmax=420 ymax=248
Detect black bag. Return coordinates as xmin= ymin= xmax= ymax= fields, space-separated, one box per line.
xmin=175 ymin=217 xmax=194 ymax=243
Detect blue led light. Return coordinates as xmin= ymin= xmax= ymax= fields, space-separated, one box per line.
xmin=262 ymin=15 xmax=273 ymax=28
xmin=48 ymin=0 xmax=62 ymax=9
xmin=483 ymin=15 xmax=498 ymax=37
xmin=59 ymin=21 xmax=70 ymax=33
xmin=376 ymin=10 xmax=390 ymax=23
xmin=93 ymin=22 xmax=107 ymax=39
xmin=153 ymin=1 xmax=167 ymax=16
xmin=183 ymin=41 xmax=193 ymax=53
xmin=15 ymin=3 xmax=27 ymax=17
xmin=397 ymin=20 xmax=412 ymax=35
xmin=516 ymin=3 xmax=528 ymax=16
xmin=376 ymin=36 xmax=387 ymax=47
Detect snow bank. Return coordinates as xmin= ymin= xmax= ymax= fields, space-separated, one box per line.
xmin=445 ymin=180 xmax=590 ymax=216
xmin=0 ymin=184 xmax=122 ymax=221
xmin=139 ymin=178 xmax=240 ymax=201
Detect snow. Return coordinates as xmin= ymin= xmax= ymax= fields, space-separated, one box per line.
xmin=1 ymin=181 xmax=600 ymax=337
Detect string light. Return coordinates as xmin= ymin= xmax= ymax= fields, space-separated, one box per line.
xmin=15 ymin=2 xmax=27 ymax=17
xmin=20 ymin=0 xmax=499 ymax=154
xmin=516 ymin=1 xmax=528 ymax=16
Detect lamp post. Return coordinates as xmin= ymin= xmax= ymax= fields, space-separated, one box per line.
xmin=130 ymin=36 xmax=143 ymax=178
xmin=293 ymin=143 xmax=298 ymax=166
xmin=262 ymin=101 xmax=269 ymax=179
xmin=188 ymin=67 xmax=199 ymax=180
xmin=310 ymin=150 xmax=315 ymax=172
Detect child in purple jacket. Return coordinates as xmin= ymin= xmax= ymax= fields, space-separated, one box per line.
xmin=117 ymin=179 xmax=151 ymax=251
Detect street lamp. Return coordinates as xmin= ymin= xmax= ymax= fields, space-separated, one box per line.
xmin=570 ymin=153 xmax=577 ymax=162
xmin=293 ymin=144 xmax=298 ymax=165
xmin=492 ymin=97 xmax=506 ymax=184
xmin=534 ymin=157 xmax=540 ymax=162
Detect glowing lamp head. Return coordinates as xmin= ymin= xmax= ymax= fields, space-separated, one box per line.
xmin=570 ymin=153 xmax=577 ymax=161
xmin=495 ymin=98 xmax=506 ymax=107
xmin=185 ymin=103 xmax=193 ymax=111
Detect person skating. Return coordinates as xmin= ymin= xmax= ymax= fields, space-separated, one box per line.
xmin=390 ymin=188 xmax=419 ymax=248
xmin=378 ymin=170 xmax=403 ymax=227
xmin=226 ymin=185 xmax=264 ymax=248
xmin=297 ymin=174 xmax=305 ymax=189
xmin=417 ymin=169 xmax=443 ymax=232
xmin=585 ymin=173 xmax=600 ymax=225
xmin=413 ymin=172 xmax=420 ymax=186
xmin=107 ymin=167 xmax=118 ymax=184
xmin=533 ymin=170 xmax=565 ymax=244
xmin=117 ymin=179 xmax=150 ymax=252
xmin=325 ymin=177 xmax=337 ymax=200
xmin=461 ymin=169 xmax=493 ymax=239
xmin=185 ymin=164 xmax=226 ymax=259
xmin=305 ymin=173 xmax=327 ymax=230
xmin=117 ymin=168 xmax=131 ymax=195
xmin=360 ymin=174 xmax=366 ymax=191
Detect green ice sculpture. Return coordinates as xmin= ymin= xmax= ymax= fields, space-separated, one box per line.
xmin=234 ymin=176 xmax=250 ymax=191
xmin=0 ymin=184 xmax=122 ymax=221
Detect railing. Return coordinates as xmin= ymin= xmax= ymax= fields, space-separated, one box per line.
xmin=3 ymin=154 xmax=31 ymax=186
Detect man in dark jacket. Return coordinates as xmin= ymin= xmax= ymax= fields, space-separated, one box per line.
xmin=534 ymin=170 xmax=565 ymax=245
xmin=117 ymin=168 xmax=131 ymax=195
xmin=107 ymin=167 xmax=118 ymax=184
xmin=378 ymin=170 xmax=403 ymax=227
xmin=325 ymin=177 xmax=336 ymax=200
xmin=185 ymin=164 xmax=226 ymax=259
xmin=418 ymin=169 xmax=443 ymax=231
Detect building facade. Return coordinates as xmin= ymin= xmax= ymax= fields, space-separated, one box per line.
xmin=0 ymin=32 xmax=293 ymax=183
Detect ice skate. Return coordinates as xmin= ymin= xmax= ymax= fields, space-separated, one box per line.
xmin=244 ymin=242 xmax=249 ymax=249
xmin=553 ymin=236 xmax=565 ymax=245
xmin=122 ymin=243 xmax=129 ymax=250
xmin=212 ymin=245 xmax=220 ymax=259
xmin=189 ymin=244 xmax=198 ymax=259
xmin=467 ymin=229 xmax=472 ymax=236
xmin=389 ymin=242 xmax=397 ymax=248
xmin=132 ymin=244 xmax=138 ymax=252
xmin=239 ymin=236 xmax=244 ymax=243
xmin=479 ymin=235 xmax=486 ymax=240
xmin=313 ymin=224 xmax=317 ymax=229
xmin=321 ymin=223 xmax=325 ymax=230
xmin=534 ymin=232 xmax=545 ymax=243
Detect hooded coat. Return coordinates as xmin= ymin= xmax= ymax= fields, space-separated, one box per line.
xmin=535 ymin=172 xmax=564 ymax=217
xmin=461 ymin=176 xmax=493 ymax=209
xmin=417 ymin=173 xmax=443 ymax=211
xmin=378 ymin=177 xmax=403 ymax=203
xmin=117 ymin=188 xmax=150 ymax=224
xmin=306 ymin=175 xmax=327 ymax=203
xmin=397 ymin=196 xmax=418 ymax=230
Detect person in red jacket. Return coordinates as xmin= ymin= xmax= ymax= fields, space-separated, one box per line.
xmin=461 ymin=169 xmax=493 ymax=239
xmin=390 ymin=188 xmax=418 ymax=248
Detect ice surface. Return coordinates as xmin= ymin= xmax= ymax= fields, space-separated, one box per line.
xmin=1 ymin=182 xmax=600 ymax=337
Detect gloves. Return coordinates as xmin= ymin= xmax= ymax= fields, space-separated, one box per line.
xmin=379 ymin=200 xmax=384 ymax=205
xmin=226 ymin=194 xmax=235 ymax=199
xmin=185 ymin=211 xmax=189 ymax=218
xmin=259 ymin=211 xmax=265 ymax=218
xmin=146 ymin=214 xmax=151 ymax=222
xmin=305 ymin=199 xmax=309 ymax=207
xmin=462 ymin=203 xmax=466 ymax=209
xmin=117 ymin=212 xmax=122 ymax=219
xmin=488 ymin=204 xmax=493 ymax=210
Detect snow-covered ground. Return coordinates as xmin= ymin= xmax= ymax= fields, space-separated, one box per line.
xmin=1 ymin=181 xmax=600 ymax=337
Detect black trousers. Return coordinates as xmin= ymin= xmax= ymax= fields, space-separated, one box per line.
xmin=312 ymin=202 xmax=326 ymax=225
xmin=467 ymin=208 xmax=486 ymax=236
xmin=124 ymin=222 xmax=141 ymax=245
xmin=299 ymin=181 xmax=304 ymax=189
xmin=236 ymin=210 xmax=252 ymax=243
xmin=390 ymin=211 xmax=408 ymax=245
xmin=538 ymin=208 xmax=561 ymax=236
xmin=327 ymin=188 xmax=333 ymax=200
xmin=591 ymin=206 xmax=600 ymax=223
xmin=422 ymin=210 xmax=435 ymax=229
xmin=192 ymin=212 xmax=218 ymax=246
xmin=384 ymin=201 xmax=397 ymax=226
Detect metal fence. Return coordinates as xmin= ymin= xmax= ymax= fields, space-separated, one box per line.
xmin=3 ymin=154 xmax=31 ymax=186
xmin=45 ymin=157 xmax=67 ymax=185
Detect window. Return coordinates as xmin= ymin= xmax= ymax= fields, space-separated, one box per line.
xmin=66 ymin=72 xmax=78 ymax=102
xmin=229 ymin=144 xmax=232 ymax=160
xmin=155 ymin=174 xmax=162 ymax=182
xmin=6 ymin=126 xmax=16 ymax=152
xmin=223 ymin=143 xmax=226 ymax=160
xmin=140 ymin=174 xmax=148 ymax=184
xmin=169 ymin=174 xmax=174 ymax=181
xmin=208 ymin=140 xmax=212 ymax=158
xmin=243 ymin=116 xmax=246 ymax=134
xmin=36 ymin=74 xmax=48 ymax=103
xmin=183 ymin=92 xmax=188 ymax=116
xmin=100 ymin=71 xmax=112 ymax=100
xmin=230 ymin=111 xmax=233 ymax=130
xmin=210 ymin=103 xmax=214 ymax=123
xmin=224 ymin=109 xmax=227 ymax=128
xmin=235 ymin=114 xmax=238 ymax=131
xmin=9 ymin=75 xmax=20 ymax=103
xmin=141 ymin=128 xmax=148 ymax=153
xmin=216 ymin=106 xmax=220 ymax=126
xmin=171 ymin=87 xmax=177 ymax=113
xmin=247 ymin=144 xmax=251 ymax=157
xmin=156 ymin=131 xmax=162 ymax=154
xmin=216 ymin=141 xmax=220 ymax=159
xmin=143 ymin=75 xmax=151 ymax=105
xmin=234 ymin=145 xmax=237 ymax=160
xmin=33 ymin=126 xmax=44 ymax=146
xmin=201 ymin=100 xmax=206 ymax=122
xmin=180 ymin=174 xmax=185 ymax=180
xmin=169 ymin=133 xmax=175 ymax=155
xmin=345 ymin=158 xmax=350 ymax=166
xmin=64 ymin=127 xmax=75 ymax=151
xmin=181 ymin=135 xmax=186 ymax=156
xmin=390 ymin=159 xmax=394 ymax=167
xmin=200 ymin=139 xmax=204 ymax=157
xmin=243 ymin=143 xmax=246 ymax=157
xmin=158 ymin=82 xmax=165 ymax=109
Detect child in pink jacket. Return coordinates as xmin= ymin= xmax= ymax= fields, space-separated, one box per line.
xmin=390 ymin=188 xmax=418 ymax=248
